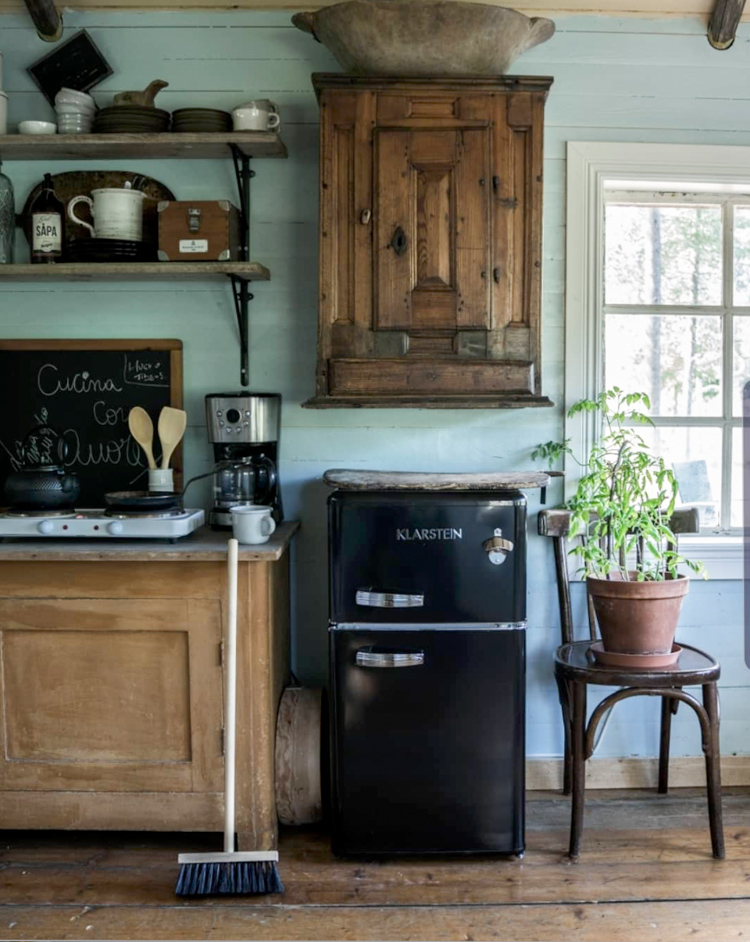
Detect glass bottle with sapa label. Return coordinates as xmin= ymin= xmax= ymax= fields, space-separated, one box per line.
xmin=30 ymin=174 xmax=64 ymax=264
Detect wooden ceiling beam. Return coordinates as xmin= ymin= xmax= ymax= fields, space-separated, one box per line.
xmin=708 ymin=0 xmax=747 ymax=48
xmin=22 ymin=0 xmax=62 ymax=40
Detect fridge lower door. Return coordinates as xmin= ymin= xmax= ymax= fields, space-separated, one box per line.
xmin=330 ymin=624 xmax=525 ymax=856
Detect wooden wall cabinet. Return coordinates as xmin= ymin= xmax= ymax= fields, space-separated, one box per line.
xmin=305 ymin=74 xmax=554 ymax=410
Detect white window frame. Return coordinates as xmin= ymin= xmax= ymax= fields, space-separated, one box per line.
xmin=565 ymin=142 xmax=750 ymax=580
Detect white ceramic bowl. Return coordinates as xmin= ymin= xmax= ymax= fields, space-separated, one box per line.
xmin=55 ymin=87 xmax=95 ymax=108
xmin=57 ymin=115 xmax=93 ymax=129
xmin=18 ymin=120 xmax=57 ymax=135
xmin=57 ymin=112 xmax=92 ymax=122
xmin=55 ymin=101 xmax=96 ymax=115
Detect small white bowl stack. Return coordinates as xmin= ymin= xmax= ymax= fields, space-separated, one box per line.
xmin=0 ymin=52 xmax=7 ymax=135
xmin=55 ymin=87 xmax=96 ymax=134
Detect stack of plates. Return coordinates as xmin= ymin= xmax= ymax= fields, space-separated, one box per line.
xmin=172 ymin=108 xmax=232 ymax=133
xmin=66 ymin=238 xmax=155 ymax=263
xmin=93 ymin=106 xmax=170 ymax=134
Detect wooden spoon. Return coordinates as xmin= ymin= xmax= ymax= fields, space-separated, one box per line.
xmin=158 ymin=407 xmax=187 ymax=470
xmin=128 ymin=407 xmax=157 ymax=470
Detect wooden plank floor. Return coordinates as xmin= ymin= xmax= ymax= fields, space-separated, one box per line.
xmin=2 ymin=789 xmax=749 ymax=941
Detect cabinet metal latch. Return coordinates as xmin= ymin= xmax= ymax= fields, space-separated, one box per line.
xmin=187 ymin=207 xmax=202 ymax=233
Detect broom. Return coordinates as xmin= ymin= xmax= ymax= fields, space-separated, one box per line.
xmin=176 ymin=538 xmax=284 ymax=896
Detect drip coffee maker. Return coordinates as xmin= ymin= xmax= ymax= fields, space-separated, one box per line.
xmin=205 ymin=393 xmax=282 ymax=529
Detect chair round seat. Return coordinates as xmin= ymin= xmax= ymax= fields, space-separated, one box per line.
xmin=555 ymin=640 xmax=720 ymax=687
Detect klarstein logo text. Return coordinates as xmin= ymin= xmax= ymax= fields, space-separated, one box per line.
xmin=396 ymin=528 xmax=463 ymax=542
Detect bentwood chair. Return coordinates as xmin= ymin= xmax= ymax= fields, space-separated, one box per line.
xmin=538 ymin=507 xmax=724 ymax=860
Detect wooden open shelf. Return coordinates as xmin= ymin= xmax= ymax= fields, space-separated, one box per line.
xmin=0 ymin=261 xmax=270 ymax=282
xmin=0 ymin=132 xmax=287 ymax=161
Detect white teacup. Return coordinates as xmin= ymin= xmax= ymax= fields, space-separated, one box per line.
xmin=230 ymin=505 xmax=276 ymax=544
xmin=232 ymin=99 xmax=281 ymax=133
xmin=68 ymin=187 xmax=145 ymax=242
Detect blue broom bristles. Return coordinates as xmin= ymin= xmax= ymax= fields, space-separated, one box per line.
xmin=175 ymin=860 xmax=284 ymax=896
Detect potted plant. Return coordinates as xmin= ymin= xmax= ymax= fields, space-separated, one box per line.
xmin=533 ymin=388 xmax=705 ymax=660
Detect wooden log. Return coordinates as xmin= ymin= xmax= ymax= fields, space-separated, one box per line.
xmin=275 ymin=687 xmax=323 ymax=826
xmin=22 ymin=0 xmax=62 ymax=41
xmin=708 ymin=0 xmax=747 ymax=49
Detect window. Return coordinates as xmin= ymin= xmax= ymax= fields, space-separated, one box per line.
xmin=566 ymin=143 xmax=750 ymax=576
xmin=603 ymin=189 xmax=745 ymax=532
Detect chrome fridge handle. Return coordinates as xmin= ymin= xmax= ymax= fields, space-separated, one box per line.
xmin=355 ymin=650 xmax=425 ymax=668
xmin=356 ymin=589 xmax=424 ymax=608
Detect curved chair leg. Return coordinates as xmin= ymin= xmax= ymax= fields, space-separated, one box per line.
xmin=569 ymin=680 xmax=587 ymax=858
xmin=702 ymin=682 xmax=725 ymax=859
xmin=658 ymin=692 xmax=673 ymax=794
xmin=555 ymin=675 xmax=572 ymax=796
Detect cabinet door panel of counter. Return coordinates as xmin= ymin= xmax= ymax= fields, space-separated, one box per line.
xmin=0 ymin=598 xmax=223 ymax=794
xmin=309 ymin=76 xmax=553 ymax=409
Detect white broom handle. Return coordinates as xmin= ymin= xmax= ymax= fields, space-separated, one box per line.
xmin=224 ymin=538 xmax=239 ymax=854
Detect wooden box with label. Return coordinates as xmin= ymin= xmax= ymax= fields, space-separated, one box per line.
xmin=157 ymin=200 xmax=241 ymax=261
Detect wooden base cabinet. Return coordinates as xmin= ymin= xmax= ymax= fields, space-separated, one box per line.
xmin=305 ymin=74 xmax=554 ymax=410
xmin=0 ymin=533 xmax=294 ymax=850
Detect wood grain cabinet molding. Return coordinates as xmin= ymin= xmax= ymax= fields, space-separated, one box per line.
xmin=304 ymin=74 xmax=554 ymax=410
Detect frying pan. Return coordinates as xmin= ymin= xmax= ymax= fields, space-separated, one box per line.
xmin=104 ymin=490 xmax=182 ymax=512
xmin=103 ymin=470 xmax=216 ymax=512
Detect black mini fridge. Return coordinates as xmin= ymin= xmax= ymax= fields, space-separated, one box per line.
xmin=328 ymin=490 xmax=526 ymax=857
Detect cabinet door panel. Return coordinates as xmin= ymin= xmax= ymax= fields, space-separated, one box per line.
xmin=0 ymin=598 xmax=223 ymax=793
xmin=319 ymin=90 xmax=375 ymax=374
xmin=455 ymin=128 xmax=490 ymax=329
xmin=375 ymin=129 xmax=413 ymax=330
xmin=375 ymin=127 xmax=489 ymax=333
xmin=490 ymin=92 xmax=545 ymax=382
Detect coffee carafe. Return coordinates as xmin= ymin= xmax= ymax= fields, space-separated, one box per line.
xmin=205 ymin=393 xmax=282 ymax=529
xmin=213 ymin=456 xmax=277 ymax=511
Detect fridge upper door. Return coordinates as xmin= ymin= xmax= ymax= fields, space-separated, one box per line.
xmin=329 ymin=490 xmax=526 ymax=623
xmin=330 ymin=626 xmax=525 ymax=856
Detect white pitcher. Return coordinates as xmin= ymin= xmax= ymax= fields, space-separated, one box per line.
xmin=68 ymin=187 xmax=145 ymax=242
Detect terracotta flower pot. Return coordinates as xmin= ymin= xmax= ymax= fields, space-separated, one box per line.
xmin=587 ymin=573 xmax=690 ymax=656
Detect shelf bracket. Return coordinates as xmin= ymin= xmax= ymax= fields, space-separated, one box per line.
xmin=229 ymin=144 xmax=255 ymax=386
xmin=230 ymin=275 xmax=253 ymax=388
xmin=231 ymin=144 xmax=254 ymax=261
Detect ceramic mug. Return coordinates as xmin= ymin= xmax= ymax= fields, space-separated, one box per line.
xmin=68 ymin=187 xmax=145 ymax=241
xmin=230 ymin=505 xmax=276 ymax=544
xmin=232 ymin=99 xmax=281 ymax=133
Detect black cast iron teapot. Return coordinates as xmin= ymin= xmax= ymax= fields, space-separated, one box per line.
xmin=4 ymin=425 xmax=81 ymax=511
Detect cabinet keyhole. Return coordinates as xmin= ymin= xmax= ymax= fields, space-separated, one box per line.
xmin=388 ymin=226 xmax=408 ymax=257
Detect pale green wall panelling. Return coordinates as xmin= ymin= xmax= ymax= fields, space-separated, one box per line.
xmin=0 ymin=9 xmax=746 ymax=759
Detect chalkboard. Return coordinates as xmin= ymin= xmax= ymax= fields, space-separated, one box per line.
xmin=0 ymin=340 xmax=183 ymax=508
xmin=27 ymin=30 xmax=113 ymax=106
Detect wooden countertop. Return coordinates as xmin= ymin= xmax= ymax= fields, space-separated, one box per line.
xmin=0 ymin=522 xmax=299 ymax=562
xmin=323 ymin=470 xmax=550 ymax=490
